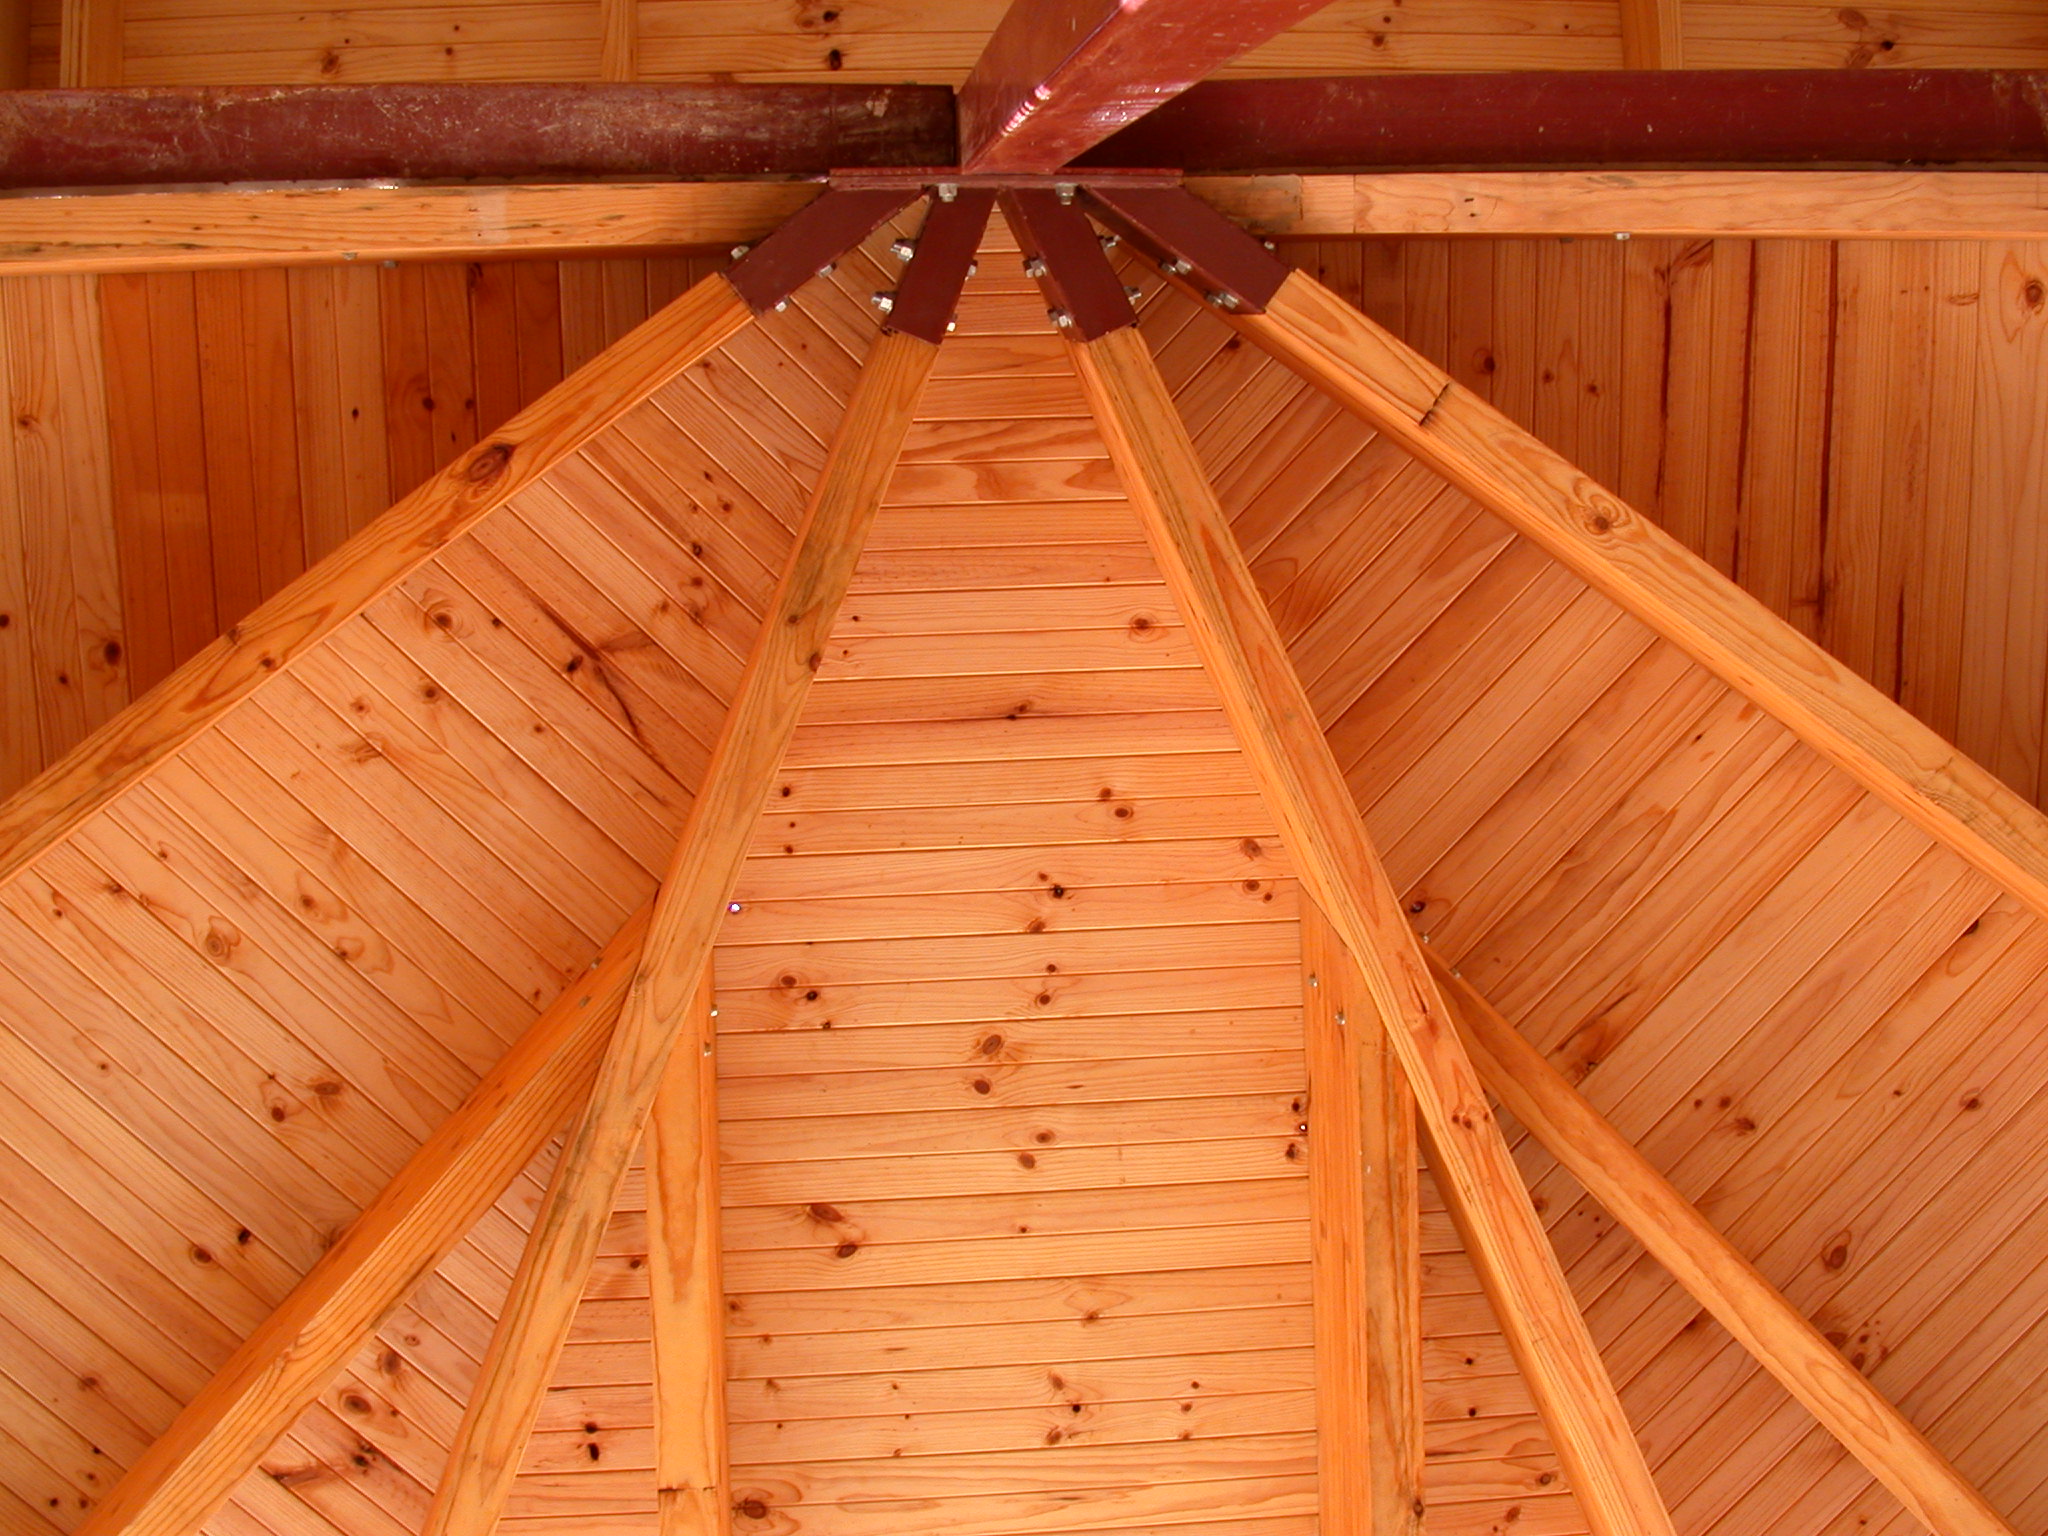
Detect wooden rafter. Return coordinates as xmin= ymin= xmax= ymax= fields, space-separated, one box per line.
xmin=422 ymin=206 xmax=974 ymax=1535
xmin=1037 ymin=215 xmax=1676 ymax=1536
xmin=68 ymin=904 xmax=649 ymax=1536
xmin=1231 ymin=268 xmax=2048 ymax=927
xmin=1619 ymin=0 xmax=1684 ymax=67
xmin=1301 ymin=902 xmax=1421 ymax=1535
xmin=956 ymin=0 xmax=1336 ymax=173
xmin=1092 ymin=186 xmax=2048 ymax=933
xmin=1431 ymin=955 xmax=2021 ymax=1536
xmin=0 ymin=267 xmax=753 ymax=890
xmin=646 ymin=969 xmax=727 ymax=1536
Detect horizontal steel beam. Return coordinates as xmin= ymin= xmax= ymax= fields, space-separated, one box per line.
xmin=0 ymin=83 xmax=957 ymax=189
xmin=10 ymin=72 xmax=2048 ymax=195
xmin=1079 ymin=70 xmax=2048 ymax=171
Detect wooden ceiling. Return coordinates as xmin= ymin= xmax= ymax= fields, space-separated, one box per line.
xmin=7 ymin=2 xmax=2048 ymax=1534
xmin=0 ymin=176 xmax=2041 ymax=1536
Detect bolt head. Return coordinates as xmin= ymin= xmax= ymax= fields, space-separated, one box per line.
xmin=1023 ymin=256 xmax=1048 ymax=278
xmin=729 ymin=243 xmax=751 ymax=261
xmin=935 ymin=182 xmax=959 ymax=202
xmin=1048 ymin=307 xmax=1073 ymax=329
xmin=870 ymin=291 xmax=896 ymax=313
xmin=889 ymin=238 xmax=916 ymax=262
xmin=1055 ymin=182 xmax=1077 ymax=204
xmin=1098 ymin=232 xmax=1120 ymax=251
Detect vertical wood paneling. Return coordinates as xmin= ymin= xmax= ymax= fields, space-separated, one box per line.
xmin=3 ymin=274 xmax=126 ymax=770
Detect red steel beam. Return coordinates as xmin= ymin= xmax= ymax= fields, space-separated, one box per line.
xmin=1078 ymin=70 xmax=2048 ymax=171
xmin=0 ymin=83 xmax=956 ymax=189
xmin=957 ymin=0 xmax=1336 ymax=174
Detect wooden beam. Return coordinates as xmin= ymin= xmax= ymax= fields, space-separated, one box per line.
xmin=1229 ymin=265 xmax=2048 ymax=930
xmin=0 ymin=84 xmax=955 ymax=188
xmin=1431 ymin=955 xmax=2021 ymax=1536
xmin=1301 ymin=902 xmax=1421 ymax=1536
xmin=422 ymin=320 xmax=947 ymax=1536
xmin=0 ymin=0 xmax=28 ymax=89
xmin=646 ymin=969 xmax=726 ymax=1536
xmin=957 ymin=0 xmax=1335 ymax=173
xmin=1063 ymin=313 xmax=1675 ymax=1536
xmin=599 ymin=0 xmax=637 ymax=81
xmin=70 ymin=905 xmax=648 ymax=1536
xmin=1079 ymin=70 xmax=2048 ymax=172
xmin=1193 ymin=171 xmax=2048 ymax=241
xmin=1619 ymin=0 xmax=1683 ymax=68
xmin=57 ymin=0 xmax=119 ymax=84
xmin=0 ymin=183 xmax=815 ymax=277
xmin=0 ymin=268 xmax=751 ymax=893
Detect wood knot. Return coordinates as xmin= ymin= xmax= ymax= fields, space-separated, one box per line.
xmin=464 ymin=441 xmax=515 ymax=487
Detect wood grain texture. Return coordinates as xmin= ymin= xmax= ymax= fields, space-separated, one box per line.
xmin=646 ymin=970 xmax=725 ymax=1536
xmin=421 ymin=325 xmax=936 ymax=1536
xmin=0 ymin=268 xmax=750 ymax=891
xmin=65 ymin=909 xmax=644 ymax=1536
xmin=1197 ymin=173 xmax=2048 ymax=240
xmin=1069 ymin=318 xmax=1673 ymax=1536
xmin=1233 ymin=265 xmax=2048 ymax=929
xmin=1434 ymin=954 xmax=2019 ymax=1536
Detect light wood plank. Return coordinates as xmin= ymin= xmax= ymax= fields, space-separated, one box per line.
xmin=646 ymin=969 xmax=724 ymax=1536
xmin=1069 ymin=318 xmax=1674 ymax=1536
xmin=66 ymin=907 xmax=647 ymax=1536
xmin=1433 ymin=955 xmax=2020 ymax=1536
xmin=0 ymin=269 xmax=753 ymax=891
xmin=1235 ymin=265 xmax=2048 ymax=927
xmin=422 ymin=326 xmax=937 ymax=1536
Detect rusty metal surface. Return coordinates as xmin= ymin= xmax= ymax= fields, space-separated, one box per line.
xmin=1084 ymin=183 xmax=1286 ymax=312
xmin=725 ymin=185 xmax=921 ymax=312
xmin=1080 ymin=70 xmax=2048 ymax=171
xmin=0 ymin=83 xmax=957 ymax=189
xmin=886 ymin=189 xmax=993 ymax=343
xmin=957 ymin=0 xmax=1336 ymax=173
xmin=1001 ymin=187 xmax=1134 ymax=341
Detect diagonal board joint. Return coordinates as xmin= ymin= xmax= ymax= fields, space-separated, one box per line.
xmin=1047 ymin=213 xmax=1677 ymax=1536
xmin=420 ymin=227 xmax=977 ymax=1536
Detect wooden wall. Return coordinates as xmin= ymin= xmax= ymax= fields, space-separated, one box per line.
xmin=12 ymin=236 xmax=2048 ymax=819
xmin=22 ymin=0 xmax=2048 ymax=89
xmin=1281 ymin=235 xmax=2048 ymax=811
xmin=0 ymin=255 xmax=708 ymax=801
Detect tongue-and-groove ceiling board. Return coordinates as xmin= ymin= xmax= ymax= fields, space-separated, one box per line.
xmin=2 ymin=202 xmax=2047 ymax=1536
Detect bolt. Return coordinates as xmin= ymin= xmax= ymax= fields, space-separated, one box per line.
xmin=1098 ymin=232 xmax=1120 ymax=251
xmin=773 ymin=298 xmax=789 ymax=312
xmin=967 ymin=260 xmax=978 ymax=277
xmin=1123 ymin=285 xmax=1143 ymax=301
xmin=1615 ymin=231 xmax=1633 ymax=241
xmin=816 ymin=261 xmax=837 ymax=277
xmin=1262 ymin=239 xmax=1277 ymax=250
xmin=1049 ymin=308 xmax=1073 ymax=329
xmin=1206 ymin=290 xmax=1241 ymax=311
xmin=1055 ymin=182 xmax=1077 ymax=204
xmin=945 ymin=318 xmax=957 ymax=333
xmin=889 ymin=237 xmax=916 ymax=262
xmin=1335 ymin=1010 xmax=1347 ymax=1029
xmin=1308 ymin=974 xmax=1319 ymax=989
xmin=870 ymin=291 xmax=896 ymax=314
xmin=1023 ymin=256 xmax=1048 ymax=278
xmin=727 ymin=901 xmax=743 ymax=914
xmin=729 ymin=243 xmax=751 ymax=261
xmin=935 ymin=182 xmax=959 ymax=202
xmin=1161 ymin=257 xmax=1192 ymax=277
